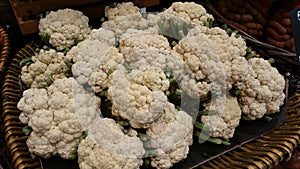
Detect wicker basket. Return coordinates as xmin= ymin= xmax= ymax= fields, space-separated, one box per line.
xmin=1 ymin=39 xmax=300 ymax=169
xmin=0 ymin=25 xmax=13 ymax=169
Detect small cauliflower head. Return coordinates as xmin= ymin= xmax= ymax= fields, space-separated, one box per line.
xmin=108 ymin=65 xmax=169 ymax=128
xmin=104 ymin=2 xmax=140 ymax=20
xmin=88 ymin=28 xmax=116 ymax=46
xmin=20 ymin=49 xmax=66 ymax=88
xmin=17 ymin=77 xmax=101 ymax=159
xmin=201 ymin=95 xmax=241 ymax=139
xmin=146 ymin=102 xmax=193 ymax=169
xmin=77 ymin=118 xmax=145 ymax=169
xmin=66 ymin=39 xmax=124 ymax=93
xmin=163 ymin=2 xmax=214 ymax=26
xmin=236 ymin=58 xmax=286 ymax=120
xmin=120 ymin=31 xmax=186 ymax=78
xmin=38 ymin=8 xmax=91 ymax=51
xmin=174 ymin=29 xmax=226 ymax=98
xmin=187 ymin=26 xmax=250 ymax=89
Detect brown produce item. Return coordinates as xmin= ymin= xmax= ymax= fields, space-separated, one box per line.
xmin=229 ymin=21 xmax=248 ymax=32
xmin=217 ymin=0 xmax=228 ymax=14
xmin=244 ymin=2 xmax=267 ymax=26
xmin=231 ymin=0 xmax=244 ymax=7
xmin=268 ymin=20 xmax=288 ymax=35
xmin=265 ymin=27 xmax=291 ymax=42
xmin=226 ymin=12 xmax=253 ymax=22
xmin=244 ymin=22 xmax=263 ymax=31
xmin=280 ymin=18 xmax=291 ymax=27
xmin=266 ymin=36 xmax=285 ymax=49
xmin=284 ymin=38 xmax=295 ymax=50
xmin=247 ymin=0 xmax=270 ymax=18
xmin=246 ymin=29 xmax=261 ymax=37
xmin=287 ymin=27 xmax=293 ymax=34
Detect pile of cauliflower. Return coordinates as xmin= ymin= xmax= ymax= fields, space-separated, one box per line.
xmin=17 ymin=2 xmax=286 ymax=169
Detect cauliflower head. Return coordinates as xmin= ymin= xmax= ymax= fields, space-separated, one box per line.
xmin=201 ymin=95 xmax=242 ymax=139
xmin=237 ymin=58 xmax=286 ymax=120
xmin=17 ymin=77 xmax=101 ymax=159
xmin=174 ymin=29 xmax=227 ymax=98
xmin=21 ymin=49 xmax=67 ymax=88
xmin=38 ymin=8 xmax=91 ymax=51
xmin=77 ymin=118 xmax=145 ymax=169
xmin=105 ymin=2 xmax=140 ymax=20
xmin=146 ymin=102 xmax=193 ymax=169
xmin=108 ymin=65 xmax=169 ymax=128
xmin=66 ymin=39 xmax=124 ymax=93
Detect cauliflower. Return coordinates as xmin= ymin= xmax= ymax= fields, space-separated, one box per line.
xmin=88 ymin=28 xmax=116 ymax=46
xmin=108 ymin=65 xmax=169 ymax=128
xmin=20 ymin=49 xmax=67 ymax=88
xmin=38 ymin=8 xmax=91 ymax=51
xmin=17 ymin=77 xmax=101 ymax=159
xmin=119 ymin=31 xmax=186 ymax=78
xmin=174 ymin=29 xmax=227 ymax=98
xmin=146 ymin=102 xmax=193 ymax=169
xmin=104 ymin=2 xmax=140 ymax=20
xmin=187 ymin=26 xmax=250 ymax=89
xmin=163 ymin=2 xmax=214 ymax=26
xmin=77 ymin=118 xmax=145 ymax=169
xmin=66 ymin=39 xmax=124 ymax=93
xmin=201 ymin=95 xmax=241 ymax=139
xmin=236 ymin=58 xmax=286 ymax=120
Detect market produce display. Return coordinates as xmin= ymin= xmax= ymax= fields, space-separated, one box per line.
xmin=216 ymin=0 xmax=270 ymax=38
xmin=16 ymin=1 xmax=286 ymax=169
xmin=265 ymin=0 xmax=297 ymax=53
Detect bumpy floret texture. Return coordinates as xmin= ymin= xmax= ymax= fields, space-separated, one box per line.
xmin=38 ymin=8 xmax=91 ymax=51
xmin=163 ymin=2 xmax=214 ymax=26
xmin=201 ymin=95 xmax=241 ymax=139
xmin=236 ymin=58 xmax=285 ymax=120
xmin=187 ymin=26 xmax=250 ymax=89
xmin=77 ymin=118 xmax=144 ymax=169
xmin=105 ymin=2 xmax=140 ymax=20
xmin=120 ymin=32 xmax=186 ymax=78
xmin=108 ymin=66 xmax=169 ymax=128
xmin=17 ymin=77 xmax=101 ymax=159
xmin=174 ymin=29 xmax=226 ymax=98
xmin=146 ymin=102 xmax=193 ymax=169
xmin=20 ymin=49 xmax=66 ymax=88
xmin=88 ymin=28 xmax=116 ymax=47
xmin=66 ymin=39 xmax=124 ymax=93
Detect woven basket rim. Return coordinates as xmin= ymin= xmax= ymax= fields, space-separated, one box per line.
xmin=0 ymin=25 xmax=10 ymax=75
xmin=2 ymin=40 xmax=300 ymax=169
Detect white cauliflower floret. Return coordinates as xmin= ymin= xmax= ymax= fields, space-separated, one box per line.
xmin=102 ymin=12 xmax=147 ymax=38
xmin=17 ymin=77 xmax=101 ymax=159
xmin=66 ymin=39 xmax=124 ymax=93
xmin=77 ymin=118 xmax=144 ymax=169
xmin=88 ymin=28 xmax=116 ymax=46
xmin=108 ymin=66 xmax=169 ymax=128
xmin=163 ymin=2 xmax=214 ymax=26
xmin=201 ymin=95 xmax=241 ymax=139
xmin=236 ymin=58 xmax=285 ymax=120
xmin=146 ymin=102 xmax=193 ymax=169
xmin=174 ymin=30 xmax=226 ymax=98
xmin=20 ymin=49 xmax=66 ymax=88
xmin=120 ymin=32 xmax=186 ymax=78
xmin=105 ymin=2 xmax=140 ymax=20
xmin=39 ymin=8 xmax=91 ymax=51
xmin=187 ymin=26 xmax=250 ymax=89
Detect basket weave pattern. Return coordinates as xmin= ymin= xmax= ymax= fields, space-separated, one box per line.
xmin=0 ymin=39 xmax=300 ymax=168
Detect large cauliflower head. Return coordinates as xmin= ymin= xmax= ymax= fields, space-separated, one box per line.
xmin=17 ymin=77 xmax=101 ymax=159
xmin=66 ymin=39 xmax=124 ymax=93
xmin=237 ymin=58 xmax=286 ymax=120
xmin=38 ymin=8 xmax=91 ymax=51
xmin=108 ymin=65 xmax=169 ymax=128
xmin=78 ymin=118 xmax=145 ymax=169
